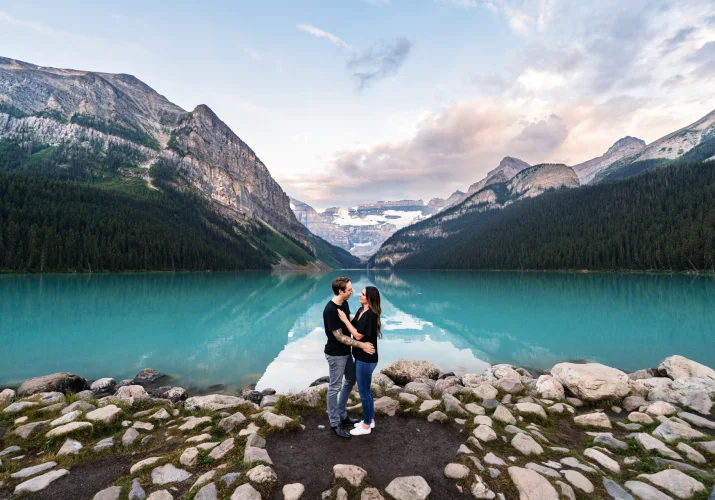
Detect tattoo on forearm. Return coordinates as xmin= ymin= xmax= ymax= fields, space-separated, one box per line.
xmin=332 ymin=328 xmax=360 ymax=347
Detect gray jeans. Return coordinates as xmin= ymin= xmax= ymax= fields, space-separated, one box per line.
xmin=325 ymin=353 xmax=356 ymax=427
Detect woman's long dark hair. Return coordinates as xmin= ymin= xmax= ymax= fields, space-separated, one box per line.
xmin=365 ymin=286 xmax=382 ymax=338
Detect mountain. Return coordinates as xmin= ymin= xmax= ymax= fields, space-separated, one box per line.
xmin=426 ymin=190 xmax=464 ymax=212
xmin=594 ymin=109 xmax=715 ymax=183
xmin=0 ymin=56 xmax=356 ymax=271
xmin=572 ymin=136 xmax=646 ymax=184
xmin=370 ymin=163 xmax=579 ymax=267
xmin=369 ymin=160 xmax=715 ymax=272
xmin=465 ymin=156 xmax=531 ymax=198
xmin=291 ymin=198 xmax=434 ymax=259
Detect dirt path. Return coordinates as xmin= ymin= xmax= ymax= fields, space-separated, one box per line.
xmin=266 ymin=414 xmax=467 ymax=499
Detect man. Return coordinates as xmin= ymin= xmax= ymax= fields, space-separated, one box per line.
xmin=323 ymin=277 xmax=375 ymax=438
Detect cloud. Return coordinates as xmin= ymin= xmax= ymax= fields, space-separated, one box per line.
xmin=244 ymin=48 xmax=262 ymax=62
xmin=689 ymin=41 xmax=715 ymax=79
xmin=363 ymin=0 xmax=391 ymax=5
xmin=297 ymin=23 xmax=349 ymax=49
xmin=436 ymin=0 xmax=480 ymax=7
xmin=348 ymin=38 xmax=414 ymax=90
xmin=661 ymin=26 xmax=696 ymax=54
xmin=285 ymin=98 xmax=574 ymax=205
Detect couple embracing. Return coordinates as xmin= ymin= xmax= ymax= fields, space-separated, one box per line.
xmin=323 ymin=277 xmax=382 ymax=439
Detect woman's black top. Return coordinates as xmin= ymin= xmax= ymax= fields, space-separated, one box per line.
xmin=352 ymin=308 xmax=379 ymax=364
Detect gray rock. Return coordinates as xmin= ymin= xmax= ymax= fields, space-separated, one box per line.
xmin=515 ymin=402 xmax=548 ymax=420
xmin=208 ymin=437 xmax=234 ymax=460
xmin=675 ymin=442 xmax=706 ymax=464
xmin=418 ymin=400 xmax=440 ymax=412
xmin=134 ymin=368 xmax=163 ymax=384
xmin=90 ymin=378 xmax=116 ymax=394
xmin=562 ymin=470 xmax=594 ymax=493
xmin=246 ymin=433 xmax=266 ymax=448
xmin=584 ymin=448 xmax=620 ymax=473
xmin=404 ymin=382 xmax=432 ymax=400
xmin=385 ymin=476 xmax=431 ymax=500
xmin=493 ymin=377 xmax=524 ymax=394
xmin=535 ymin=375 xmax=565 ymax=400
xmin=493 ymin=405 xmax=516 ymax=424
xmin=130 ymin=457 xmax=163 ymax=474
xmin=399 ymin=392 xmax=419 ymax=404
xmin=151 ymin=463 xmax=191 ymax=485
xmin=694 ymin=440 xmax=715 ymax=455
xmin=219 ymin=411 xmax=246 ymax=432
xmin=11 ymin=461 xmax=57 ymax=479
xmin=679 ymin=391 xmax=713 ymax=414
xmin=46 ymin=421 xmax=92 ymax=437
xmin=17 ymin=372 xmax=87 ymax=397
xmin=146 ymin=491 xmax=173 ymax=500
xmin=184 ymin=394 xmax=245 ymax=412
xmin=151 ymin=408 xmax=171 ymax=420
xmin=360 ymin=487 xmax=384 ymax=500
xmin=128 ymin=478 xmax=146 ymax=500
xmin=333 ymin=464 xmax=367 ymax=486
xmin=637 ymin=469 xmax=706 ymax=498
xmin=381 ymin=359 xmax=439 ymax=385
xmin=484 ymin=452 xmax=506 ymax=466
xmin=524 ymin=462 xmax=561 ymax=478
xmin=511 ymin=433 xmax=543 ymax=455
xmin=481 ymin=398 xmax=500 ymax=409
xmin=263 ymin=412 xmax=293 ymax=428
xmin=677 ymin=411 xmax=715 ymax=430
xmin=653 ymin=420 xmax=706 ymax=443
xmin=14 ymin=420 xmax=49 ymax=439
xmin=62 ymin=401 xmax=96 ymax=414
xmin=442 ymin=393 xmax=467 ymax=414
xmin=3 ymin=401 xmax=39 ymax=414
xmin=57 ymin=438 xmax=83 ymax=456
xmin=14 ymin=469 xmax=69 ymax=494
xmin=374 ymin=396 xmax=400 ymax=416
xmin=122 ymin=428 xmax=140 ymax=446
xmin=551 ymin=362 xmax=630 ymax=401
xmin=150 ymin=386 xmax=187 ymax=402
xmin=260 ymin=395 xmax=279 ymax=407
xmin=244 ymin=446 xmax=272 ymax=464
xmin=574 ymin=411 xmax=611 ymax=428
xmin=93 ymin=485 xmax=122 ymax=500
xmin=507 ymin=467 xmax=559 ymax=500
xmin=230 ymin=483 xmax=261 ymax=500
xmin=245 ymin=464 xmax=277 ymax=484
xmin=559 ymin=457 xmax=596 ymax=473
xmin=0 ymin=388 xmax=16 ymax=407
xmin=179 ymin=416 xmax=212 ymax=431
xmin=76 ymin=390 xmax=95 ymax=400
xmin=659 ymin=355 xmax=715 ymax=380
xmin=94 ymin=437 xmax=114 ymax=451
xmin=602 ymin=478 xmax=634 ymax=500
xmin=195 ymin=483 xmax=217 ymax=500
xmin=180 ymin=447 xmax=199 ymax=467
xmin=594 ymin=433 xmax=628 ymax=451
xmin=653 ymin=458 xmax=709 ymax=476
xmin=86 ymin=405 xmax=123 ymax=424
xmin=555 ymin=481 xmax=576 ymax=500
xmin=221 ymin=472 xmax=241 ymax=487
xmin=624 ymin=481 xmax=673 ymax=500
xmin=623 ymin=395 xmax=648 ymax=411
xmin=474 ymin=424 xmax=497 ymax=442
xmin=444 ymin=463 xmax=470 ymax=479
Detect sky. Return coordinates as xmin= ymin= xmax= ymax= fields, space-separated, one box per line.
xmin=2 ymin=0 xmax=715 ymax=209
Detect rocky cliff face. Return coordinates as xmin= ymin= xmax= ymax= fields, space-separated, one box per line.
xmin=466 ymin=156 xmax=530 ymax=197
xmin=572 ymin=136 xmax=645 ymax=184
xmin=594 ymin=109 xmax=715 ymax=182
xmin=290 ymin=198 xmax=435 ymax=259
xmin=370 ymin=163 xmax=580 ymax=267
xmin=0 ymin=56 xmax=311 ymax=250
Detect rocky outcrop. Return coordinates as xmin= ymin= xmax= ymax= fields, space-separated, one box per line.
xmin=572 ymin=136 xmax=646 ymax=184
xmin=507 ymin=164 xmax=579 ymax=199
xmin=17 ymin=372 xmax=88 ymax=397
xmin=381 ymin=359 xmax=440 ymax=385
xmin=0 ymin=56 xmax=329 ymax=267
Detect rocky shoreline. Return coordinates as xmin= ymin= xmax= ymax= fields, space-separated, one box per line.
xmin=1 ymin=355 xmax=714 ymax=499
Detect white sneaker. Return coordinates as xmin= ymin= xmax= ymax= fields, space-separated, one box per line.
xmin=354 ymin=421 xmax=375 ymax=429
xmin=350 ymin=425 xmax=371 ymax=436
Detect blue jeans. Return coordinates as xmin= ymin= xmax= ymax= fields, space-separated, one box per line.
xmin=356 ymin=360 xmax=377 ymax=425
xmin=325 ymin=354 xmax=356 ymax=427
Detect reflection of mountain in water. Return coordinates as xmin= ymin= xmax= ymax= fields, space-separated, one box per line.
xmin=368 ymin=271 xmax=715 ymax=372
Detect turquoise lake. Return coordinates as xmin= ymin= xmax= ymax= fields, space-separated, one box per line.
xmin=1 ymin=271 xmax=714 ymax=394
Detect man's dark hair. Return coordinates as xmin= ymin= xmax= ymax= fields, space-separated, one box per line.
xmin=332 ymin=277 xmax=351 ymax=295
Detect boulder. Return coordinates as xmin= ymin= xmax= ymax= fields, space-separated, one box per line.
xmin=471 ymin=383 xmax=499 ymax=400
xmin=659 ymin=355 xmax=715 ymax=381
xmin=130 ymin=456 xmax=163 ymax=474
xmin=179 ymin=416 xmax=212 ymax=431
xmin=634 ymin=433 xmax=682 ymax=460
xmin=427 ymin=411 xmax=448 ymax=422
xmin=231 ymin=483 xmax=261 ymax=500
xmin=442 ymin=394 xmax=466 ymax=414
xmin=404 ymin=382 xmax=432 ymax=400
xmin=622 ymin=395 xmax=648 ymax=411
xmin=11 ymin=461 xmax=57 ymax=479
xmin=602 ymin=478 xmax=634 ymax=500
xmin=333 ymin=464 xmax=367 ymax=486
xmin=676 ymin=442 xmax=706 ymax=464
xmin=14 ymin=420 xmax=49 ymax=439
xmin=219 ymin=411 xmax=247 ymax=432
xmin=625 ymin=481 xmax=673 ymax=500
xmin=195 ymin=483 xmax=217 ymax=500
xmin=244 ymin=446 xmax=272 ymax=465
xmin=493 ymin=378 xmax=524 ymax=394
xmin=14 ymin=469 xmax=69 ymax=494
xmin=283 ymin=483 xmax=305 ymax=500
xmin=46 ymin=421 xmax=92 ymax=438
xmin=511 ymin=433 xmax=543 ymax=455
xmin=638 ymin=469 xmax=706 ymax=498
xmin=62 ymin=401 xmax=96 ymax=414
xmin=671 ymin=377 xmax=715 ymax=397
xmin=150 ymin=386 xmax=187 ymax=402
xmin=240 ymin=390 xmax=264 ymax=405
xmin=134 ymin=368 xmax=164 ymax=384
xmin=679 ymin=391 xmax=712 ymax=414
xmin=473 ymin=425 xmax=497 ymax=442
xmin=551 ymin=362 xmax=630 ymax=401
xmin=17 ymin=372 xmax=88 ymax=396
xmin=374 ymin=396 xmax=400 ymax=416
xmin=492 ymin=405 xmax=514 ymax=424
xmin=584 ymin=448 xmax=620 ymax=473
xmin=151 ymin=464 xmax=191 ymax=485
xmin=385 ymin=476 xmax=431 ymax=500
xmin=653 ymin=420 xmax=706 ymax=443
xmin=3 ymin=401 xmax=38 ymax=414
xmin=122 ymin=428 xmax=140 ymax=446
xmin=0 ymin=388 xmax=16 ymax=407
xmin=180 ymin=447 xmax=199 ymax=467
xmin=184 ymin=395 xmax=245 ymax=412
xmin=381 ymin=359 xmax=439 ymax=385
xmin=535 ymin=375 xmax=565 ymax=400
xmin=50 ymin=410 xmax=82 ymax=427
xmin=86 ymin=405 xmax=123 ymax=424
xmin=444 ymin=463 xmax=470 ymax=479
xmin=507 ymin=467 xmax=559 ymax=500
xmin=93 ymin=486 xmax=122 ymax=500
xmin=645 ymin=401 xmax=677 ymax=416
xmin=245 ymin=464 xmax=277 ymax=484
xmin=562 ymin=470 xmax=594 ymax=494
xmin=574 ymin=412 xmax=611 ymax=429
xmin=434 ymin=376 xmax=462 ymax=394
xmin=290 ymin=386 xmax=323 ymax=407
xmin=208 ymin=438 xmax=235 ymax=460
xmin=57 ymin=438 xmax=83 ymax=456
xmin=90 ymin=378 xmax=116 ymax=394
xmin=515 ymin=402 xmax=548 ymax=420
xmin=129 ymin=479 xmax=145 ymax=500
xmin=263 ymin=412 xmax=293 ymax=429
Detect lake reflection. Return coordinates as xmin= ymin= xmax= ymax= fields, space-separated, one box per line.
xmin=1 ymin=271 xmax=714 ymax=394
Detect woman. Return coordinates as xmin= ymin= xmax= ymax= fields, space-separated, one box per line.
xmin=337 ymin=286 xmax=381 ymax=436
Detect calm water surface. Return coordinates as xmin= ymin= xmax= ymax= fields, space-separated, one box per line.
xmin=1 ymin=271 xmax=714 ymax=394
